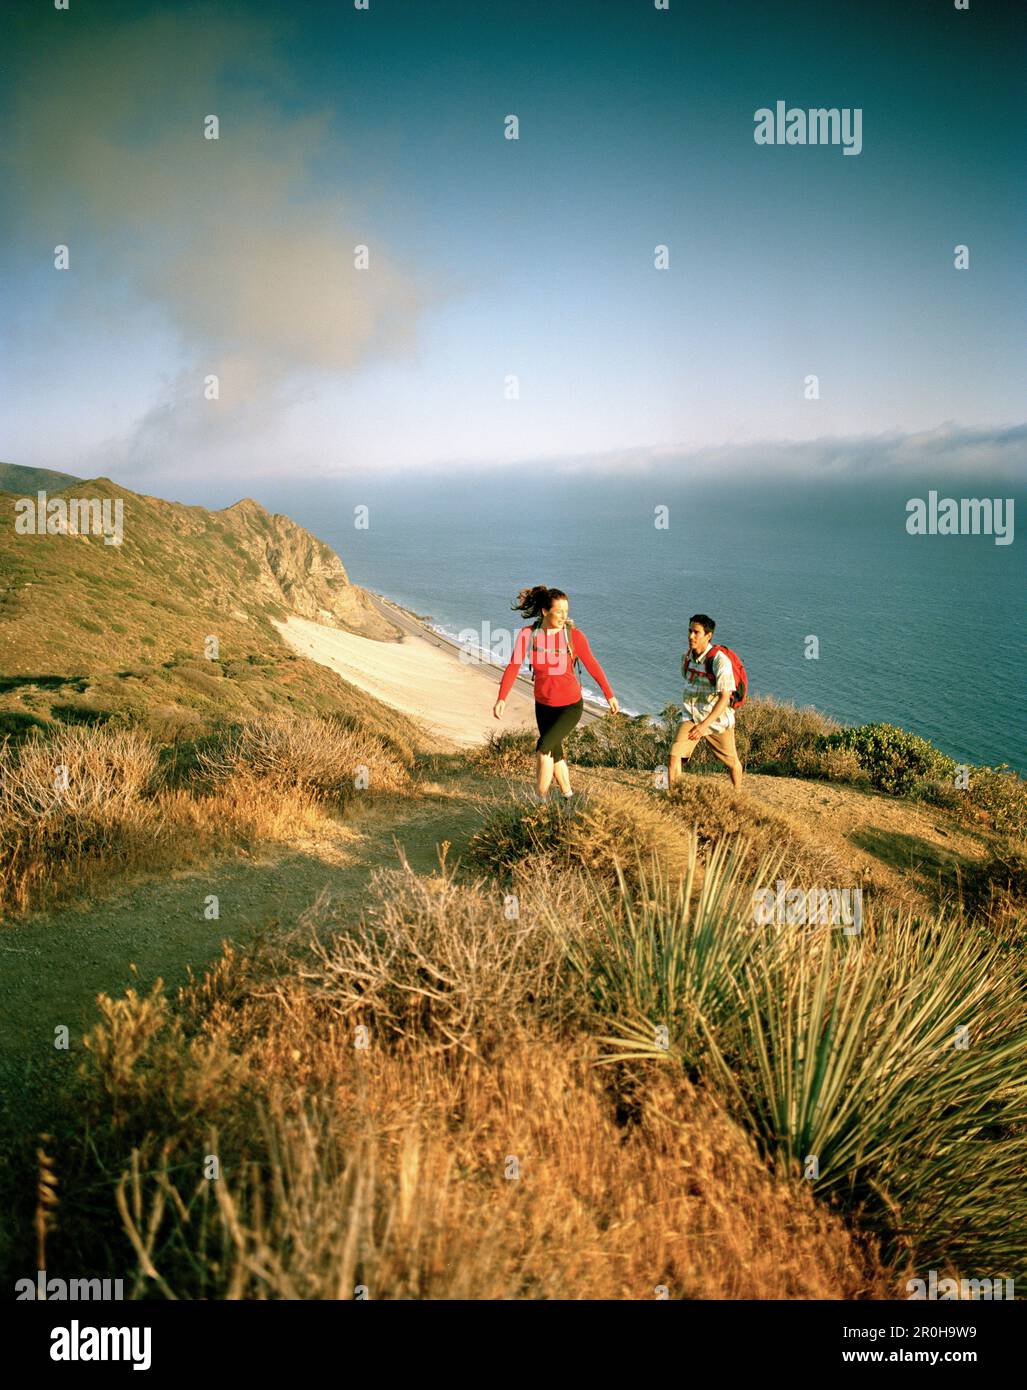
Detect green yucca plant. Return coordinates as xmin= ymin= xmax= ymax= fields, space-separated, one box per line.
xmin=587 ymin=853 xmax=1027 ymax=1272
xmin=547 ymin=833 xmax=791 ymax=1063
xmin=702 ymin=912 xmax=1027 ymax=1269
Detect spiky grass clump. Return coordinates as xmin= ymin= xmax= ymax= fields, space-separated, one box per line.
xmin=547 ymin=839 xmax=782 ymax=1063
xmin=299 ymin=863 xmax=579 ymax=1056
xmin=0 ymin=725 xmax=163 ymax=915
xmin=594 ymin=857 xmax=1027 ymax=1275
xmin=195 ymin=713 xmax=408 ymax=804
xmin=468 ymin=784 xmax=696 ymax=889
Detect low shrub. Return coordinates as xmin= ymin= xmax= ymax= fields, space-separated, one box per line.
xmin=323 ymin=711 xmax=416 ymax=770
xmin=822 ymin=722 xmax=956 ymax=796
xmin=790 ymin=743 xmax=866 ymax=783
xmin=474 ymin=710 xmax=675 ymax=775
xmin=959 ymin=840 xmax=1027 ymax=933
xmin=468 ymin=728 xmax=537 ymax=774
xmin=567 ymin=712 xmax=672 ymax=770
xmin=562 ymin=698 xmax=848 ymax=780
xmin=960 ymin=765 xmax=1027 ymax=839
xmin=300 ymin=863 xmax=579 ymax=1056
xmin=732 ymin=698 xmax=840 ymax=774
xmin=468 ymin=785 xmax=696 ymax=889
xmin=194 ymin=714 xmax=407 ymax=804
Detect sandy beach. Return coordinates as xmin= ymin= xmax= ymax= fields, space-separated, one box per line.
xmin=273 ymin=593 xmax=607 ymax=749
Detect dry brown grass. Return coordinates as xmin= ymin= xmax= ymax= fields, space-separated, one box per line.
xmin=0 ymin=725 xmax=166 ymax=915
xmin=70 ymin=943 xmax=888 ymax=1300
xmin=13 ymin=732 xmax=1019 ymax=1296
xmin=668 ymin=776 xmax=854 ymax=887
xmin=195 ymin=714 xmax=409 ymax=803
xmin=300 ymin=864 xmax=578 ymax=1057
xmin=32 ymin=839 xmax=1023 ymax=1297
xmin=1 ymin=724 xmax=160 ymax=821
xmin=468 ymin=783 xmax=696 ymax=890
xmin=0 ymin=716 xmax=412 ymax=918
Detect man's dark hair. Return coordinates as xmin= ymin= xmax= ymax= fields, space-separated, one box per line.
xmin=689 ymin=613 xmax=715 ymax=635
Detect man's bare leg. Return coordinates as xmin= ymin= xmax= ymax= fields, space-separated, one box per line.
xmin=668 ymin=721 xmax=698 ymax=789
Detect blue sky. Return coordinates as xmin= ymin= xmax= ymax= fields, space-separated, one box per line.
xmin=0 ymin=0 xmax=1023 ymax=492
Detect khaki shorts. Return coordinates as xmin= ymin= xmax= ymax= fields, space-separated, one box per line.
xmin=670 ymin=720 xmax=739 ymax=768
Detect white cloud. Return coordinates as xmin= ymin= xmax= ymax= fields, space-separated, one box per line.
xmin=3 ymin=4 xmax=438 ymax=476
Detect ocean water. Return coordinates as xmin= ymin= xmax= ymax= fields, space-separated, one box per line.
xmin=253 ymin=471 xmax=1026 ymax=774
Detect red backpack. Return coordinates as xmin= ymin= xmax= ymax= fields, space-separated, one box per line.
xmin=684 ymin=644 xmax=748 ymax=710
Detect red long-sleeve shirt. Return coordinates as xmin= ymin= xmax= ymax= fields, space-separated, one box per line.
xmin=497 ymin=624 xmax=615 ymax=707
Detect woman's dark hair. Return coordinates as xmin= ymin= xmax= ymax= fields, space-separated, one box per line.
xmin=513 ymin=585 xmax=569 ymax=621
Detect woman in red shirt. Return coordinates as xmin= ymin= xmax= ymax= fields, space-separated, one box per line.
xmin=493 ymin=585 xmax=619 ymax=801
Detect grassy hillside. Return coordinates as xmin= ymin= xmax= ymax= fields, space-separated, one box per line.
xmin=0 ymin=469 xmax=422 ymax=754
xmin=0 ymin=461 xmax=81 ymax=493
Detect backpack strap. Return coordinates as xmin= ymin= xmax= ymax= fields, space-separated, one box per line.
xmin=529 ymin=619 xmax=578 ymax=675
xmin=684 ymin=646 xmax=716 ymax=684
xmin=706 ymin=645 xmax=741 ymax=707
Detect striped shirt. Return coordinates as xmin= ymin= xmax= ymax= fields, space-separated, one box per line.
xmin=682 ymin=645 xmax=736 ymax=733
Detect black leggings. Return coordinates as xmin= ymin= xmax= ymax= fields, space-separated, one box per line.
xmin=535 ymin=699 xmax=583 ymax=761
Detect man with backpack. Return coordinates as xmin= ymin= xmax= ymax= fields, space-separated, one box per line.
xmin=669 ymin=614 xmax=745 ymax=791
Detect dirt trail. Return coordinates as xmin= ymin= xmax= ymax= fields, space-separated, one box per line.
xmin=0 ymin=765 xmax=499 ymax=1134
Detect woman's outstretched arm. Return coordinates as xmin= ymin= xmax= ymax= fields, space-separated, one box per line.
xmin=496 ymin=626 xmax=532 ymax=704
xmin=573 ymin=630 xmax=616 ymax=704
